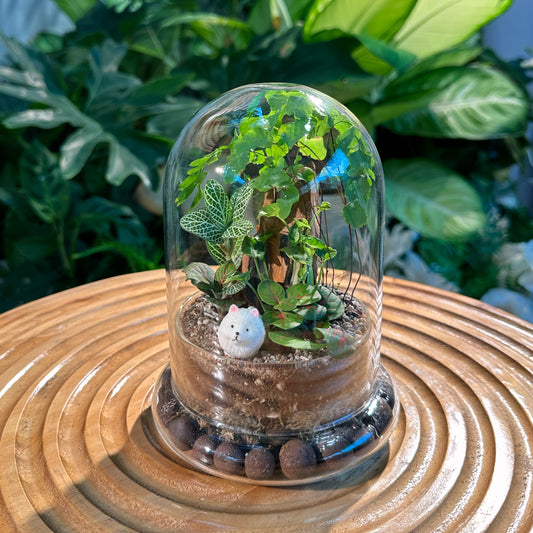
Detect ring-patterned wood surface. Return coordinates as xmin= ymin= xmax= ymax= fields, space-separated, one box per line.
xmin=0 ymin=270 xmax=532 ymax=532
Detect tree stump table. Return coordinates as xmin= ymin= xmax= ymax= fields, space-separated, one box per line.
xmin=0 ymin=270 xmax=532 ymax=532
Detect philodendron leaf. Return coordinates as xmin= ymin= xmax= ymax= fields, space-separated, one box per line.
xmin=377 ymin=66 xmax=528 ymax=139
xmin=106 ymin=140 xmax=151 ymax=186
xmin=268 ymin=330 xmax=322 ymax=350
xmin=384 ymin=158 xmax=486 ymax=242
xmin=60 ymin=124 xmax=106 ymax=179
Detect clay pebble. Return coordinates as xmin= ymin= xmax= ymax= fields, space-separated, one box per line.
xmin=316 ymin=431 xmax=352 ymax=467
xmin=279 ymin=439 xmax=317 ymax=479
xmin=245 ymin=447 xmax=276 ymax=480
xmin=167 ymin=415 xmax=199 ymax=451
xmin=192 ymin=434 xmax=217 ymax=465
xmin=364 ymin=397 xmax=393 ymax=435
xmin=378 ymin=380 xmax=396 ymax=409
xmin=214 ymin=441 xmax=245 ymax=475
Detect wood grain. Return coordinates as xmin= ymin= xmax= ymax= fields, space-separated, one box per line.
xmin=0 ymin=270 xmax=532 ymax=532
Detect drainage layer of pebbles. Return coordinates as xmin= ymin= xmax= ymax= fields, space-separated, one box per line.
xmin=155 ymin=367 xmax=395 ymax=482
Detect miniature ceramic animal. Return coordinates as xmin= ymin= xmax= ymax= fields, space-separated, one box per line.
xmin=217 ymin=305 xmax=265 ymax=359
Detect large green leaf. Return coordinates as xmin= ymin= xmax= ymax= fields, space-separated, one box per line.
xmin=384 ymin=158 xmax=486 ymax=241
xmin=393 ymin=0 xmax=513 ymax=59
xmin=59 ymin=124 xmax=106 ymax=179
xmin=161 ymin=13 xmax=253 ymax=51
xmin=53 ymin=0 xmax=98 ymax=21
xmin=375 ymin=66 xmax=528 ymax=139
xmin=303 ymin=0 xmax=416 ymax=43
xmin=351 ymin=33 xmax=416 ymax=75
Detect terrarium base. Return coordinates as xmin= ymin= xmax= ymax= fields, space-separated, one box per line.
xmin=152 ymin=364 xmax=398 ymax=486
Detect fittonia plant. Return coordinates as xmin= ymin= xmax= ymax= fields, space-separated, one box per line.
xmin=176 ymin=89 xmax=376 ymax=356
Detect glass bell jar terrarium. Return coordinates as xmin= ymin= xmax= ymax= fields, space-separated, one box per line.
xmin=153 ymin=83 xmax=398 ymax=485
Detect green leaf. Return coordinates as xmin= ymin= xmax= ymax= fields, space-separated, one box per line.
xmin=206 ymin=241 xmax=227 ymax=265
xmin=258 ymin=280 xmax=285 ymax=305
xmin=204 ymin=180 xmax=232 ymax=230
xmin=230 ymin=182 xmax=254 ymax=220
xmin=146 ymin=98 xmax=204 ymax=138
xmin=298 ymin=137 xmax=327 ymax=160
xmin=276 ymin=183 xmax=300 ymax=219
xmin=342 ymin=200 xmax=367 ymax=229
xmin=393 ymin=0 xmax=513 ymax=60
xmin=106 ymin=140 xmax=151 ymax=186
xmin=287 ymin=283 xmax=322 ymax=305
xmin=59 ymin=124 xmax=106 ymax=179
xmin=317 ymin=285 xmax=345 ymax=320
xmin=352 ymin=33 xmax=416 ymax=75
xmin=385 ymin=158 xmax=487 ymax=241
xmin=268 ymin=330 xmax=322 ymax=350
xmin=376 ymin=66 xmax=528 ymax=139
xmin=180 ymin=209 xmax=224 ymax=243
xmin=258 ymin=203 xmax=282 ymax=219
xmin=282 ymin=243 xmax=310 ymax=263
xmin=223 ymin=219 xmax=254 ymax=239
xmin=214 ymin=262 xmax=236 ymax=284
xmin=162 ymin=13 xmax=253 ymax=51
xmin=314 ymin=327 xmax=354 ymax=358
xmin=296 ymin=304 xmax=328 ymax=321
xmin=303 ymin=0 xmax=417 ymax=43
xmin=3 ymin=108 xmax=73 ymax=129
xmin=254 ymin=160 xmax=291 ymax=192
xmin=183 ymin=262 xmax=215 ymax=286
xmin=263 ymin=311 xmax=303 ymax=329
xmin=54 ymin=0 xmax=98 ymax=21
xmin=86 ymin=40 xmax=137 ymax=108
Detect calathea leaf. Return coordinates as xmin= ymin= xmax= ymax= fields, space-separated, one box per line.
xmin=376 ymin=66 xmax=528 ymax=139
xmin=384 ymin=158 xmax=486 ymax=241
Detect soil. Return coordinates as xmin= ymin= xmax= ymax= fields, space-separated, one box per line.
xmin=180 ymin=292 xmax=368 ymax=363
xmin=170 ymin=290 xmax=374 ymax=433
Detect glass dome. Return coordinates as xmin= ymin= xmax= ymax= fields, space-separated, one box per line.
xmin=153 ymin=83 xmax=398 ymax=485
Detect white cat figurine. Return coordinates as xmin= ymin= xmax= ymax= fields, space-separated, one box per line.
xmin=217 ymin=305 xmax=265 ymax=359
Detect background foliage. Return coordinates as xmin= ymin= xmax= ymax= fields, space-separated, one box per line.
xmin=0 ymin=0 xmax=532 ymax=316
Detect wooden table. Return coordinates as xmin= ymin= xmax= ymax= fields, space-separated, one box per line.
xmin=1 ymin=270 xmax=532 ymax=532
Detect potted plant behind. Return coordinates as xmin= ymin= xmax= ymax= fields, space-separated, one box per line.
xmin=153 ymin=83 xmax=398 ymax=485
